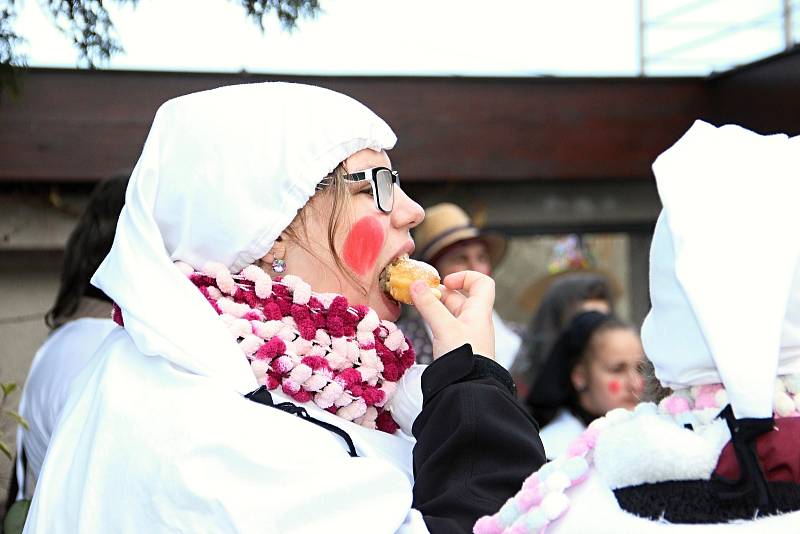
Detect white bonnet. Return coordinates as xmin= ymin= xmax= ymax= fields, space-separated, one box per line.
xmin=641 ymin=120 xmax=800 ymax=418
xmin=91 ymin=82 xmax=396 ymax=392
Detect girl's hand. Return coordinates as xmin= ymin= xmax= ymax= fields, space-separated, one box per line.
xmin=410 ymin=270 xmax=495 ymax=360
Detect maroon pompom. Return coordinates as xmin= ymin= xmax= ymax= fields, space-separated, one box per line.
xmin=375 ymin=410 xmax=400 ymax=434
xmin=263 ymin=301 xmax=282 ymax=321
xmin=382 ymin=362 xmax=402 ymax=382
xmin=301 ymin=355 xmax=330 ymax=372
xmin=362 ymin=386 xmax=385 ymax=406
xmin=112 ymin=304 xmax=124 ymax=326
xmin=327 ymin=315 xmax=345 ymax=338
xmin=292 ymin=389 xmax=312 ymax=403
xmin=255 ymin=337 xmax=286 ymax=361
xmin=337 ymin=368 xmax=362 ymax=389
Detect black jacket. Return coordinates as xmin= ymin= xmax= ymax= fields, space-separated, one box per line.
xmin=412 ymin=344 xmax=546 ymax=533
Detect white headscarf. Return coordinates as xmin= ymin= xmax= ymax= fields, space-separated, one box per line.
xmin=92 ymin=82 xmax=397 ymax=395
xmin=641 ymin=120 xmax=800 ymax=419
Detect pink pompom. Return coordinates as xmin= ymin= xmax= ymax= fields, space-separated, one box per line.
xmin=293 ymin=338 xmax=313 ymax=356
xmin=314 ymin=392 xmax=335 ymax=409
xmin=384 ymin=329 xmax=405 ymax=351
xmin=289 ymin=363 xmax=313 ymax=384
xmin=516 ymin=486 xmax=543 ymax=511
xmin=566 ymin=438 xmax=590 ymax=457
xmin=204 ymin=261 xmax=236 ymax=295
xmin=238 ymin=335 xmax=263 ymax=356
xmin=377 ymin=382 xmax=397 ymax=406
xmin=241 ymin=264 xmax=272 ymax=298
xmin=217 ymin=298 xmax=251 ymax=318
xmin=522 ymin=472 xmax=540 ymax=490
xmin=334 ymin=393 xmax=353 ymax=408
xmin=357 ymin=310 xmax=380 ymax=333
xmin=581 ymin=426 xmax=601 ymax=448
xmin=314 ymin=329 xmax=332 ymax=346
xmin=357 ymin=331 xmax=375 ymax=345
xmin=228 ymin=318 xmax=252 ymax=338
xmin=663 ymin=395 xmax=691 ymax=415
xmin=337 ymin=398 xmax=367 ymax=421
xmin=292 ymin=280 xmax=312 ymax=305
xmin=271 ymin=355 xmax=294 ymax=374
xmin=303 ymin=373 xmax=328 ymax=392
xmin=473 ymin=515 xmax=503 ymax=534
xmin=359 ymin=366 xmax=379 ymax=383
xmin=281 ymin=379 xmax=301 ymax=395
xmin=694 ymin=393 xmax=718 ymax=410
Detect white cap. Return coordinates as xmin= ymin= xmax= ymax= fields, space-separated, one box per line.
xmin=641 ymin=120 xmax=800 ymax=418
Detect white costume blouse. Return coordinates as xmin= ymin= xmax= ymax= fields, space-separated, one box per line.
xmin=16 ymin=316 xmax=117 ymax=493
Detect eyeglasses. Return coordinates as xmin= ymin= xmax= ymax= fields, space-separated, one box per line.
xmin=344 ymin=166 xmax=400 ymax=213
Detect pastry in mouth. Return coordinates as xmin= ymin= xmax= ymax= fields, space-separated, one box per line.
xmin=379 ymin=255 xmax=441 ymax=305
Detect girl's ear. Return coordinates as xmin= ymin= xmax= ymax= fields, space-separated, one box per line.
xmin=571 ymin=363 xmax=588 ymax=393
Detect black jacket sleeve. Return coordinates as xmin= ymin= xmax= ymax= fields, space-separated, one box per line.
xmin=412 ymin=344 xmax=546 ymax=534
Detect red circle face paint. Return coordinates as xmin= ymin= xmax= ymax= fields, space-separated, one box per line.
xmin=608 ymin=380 xmax=622 ymax=395
xmin=343 ymin=216 xmax=386 ymax=276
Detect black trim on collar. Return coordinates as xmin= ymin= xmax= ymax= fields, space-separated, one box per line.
xmin=245 ymin=386 xmax=359 ymax=457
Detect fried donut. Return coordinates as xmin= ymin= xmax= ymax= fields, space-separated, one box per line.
xmin=380 ymin=255 xmax=441 ymax=305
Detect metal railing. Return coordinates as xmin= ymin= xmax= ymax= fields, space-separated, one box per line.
xmin=638 ymin=0 xmax=799 ymax=75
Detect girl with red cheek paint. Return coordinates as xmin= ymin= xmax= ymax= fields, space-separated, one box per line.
xmin=526 ymin=310 xmax=644 ymax=460
xmin=276 ymin=148 xmax=426 ymax=323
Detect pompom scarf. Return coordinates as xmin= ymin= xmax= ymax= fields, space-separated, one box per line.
xmin=113 ymin=262 xmax=416 ymax=433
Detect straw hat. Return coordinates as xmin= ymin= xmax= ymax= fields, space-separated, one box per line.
xmin=413 ymin=203 xmax=507 ymax=267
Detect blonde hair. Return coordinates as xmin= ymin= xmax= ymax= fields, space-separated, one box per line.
xmin=282 ymin=162 xmax=368 ymax=294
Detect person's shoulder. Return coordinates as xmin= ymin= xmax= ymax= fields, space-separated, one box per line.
xmin=539 ymin=409 xmax=585 ymax=459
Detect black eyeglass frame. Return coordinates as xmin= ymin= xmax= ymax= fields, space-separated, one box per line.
xmin=344 ymin=166 xmax=400 ymax=213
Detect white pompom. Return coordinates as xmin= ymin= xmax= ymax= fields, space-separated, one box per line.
xmin=775 ymin=391 xmax=795 ymax=417
xmin=543 ymin=471 xmax=571 ymax=494
xmin=540 ymin=492 xmax=570 ymax=520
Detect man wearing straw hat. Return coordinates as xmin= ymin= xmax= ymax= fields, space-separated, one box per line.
xmin=399 ymin=202 xmax=522 ymax=368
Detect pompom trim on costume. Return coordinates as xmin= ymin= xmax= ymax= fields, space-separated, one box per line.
xmin=474 ymin=375 xmax=800 ymax=534
xmin=112 ymin=261 xmax=416 ymax=433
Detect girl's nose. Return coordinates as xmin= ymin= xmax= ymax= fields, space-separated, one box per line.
xmin=391 ymin=185 xmax=424 ymax=229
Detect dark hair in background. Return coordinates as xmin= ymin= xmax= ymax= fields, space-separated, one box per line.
xmin=511 ymin=273 xmax=615 ymax=393
xmin=45 ymin=174 xmax=129 ymax=329
xmin=526 ymin=310 xmax=628 ymax=428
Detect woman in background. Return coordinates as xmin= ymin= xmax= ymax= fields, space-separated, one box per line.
xmin=527 ymin=310 xmax=644 ymax=459
xmin=512 ymin=272 xmax=614 ymax=398
xmin=14 ymin=174 xmax=128 ymax=497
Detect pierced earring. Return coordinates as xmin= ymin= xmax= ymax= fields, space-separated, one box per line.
xmin=271 ymin=258 xmax=286 ymax=273
xmin=268 ymin=239 xmax=286 ymax=273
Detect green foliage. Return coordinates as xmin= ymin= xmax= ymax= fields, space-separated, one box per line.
xmin=239 ymin=0 xmax=320 ymax=31
xmin=0 ymin=382 xmax=25 ymax=461
xmin=0 ymin=0 xmax=321 ymax=67
xmin=3 ymin=498 xmax=31 ymax=534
